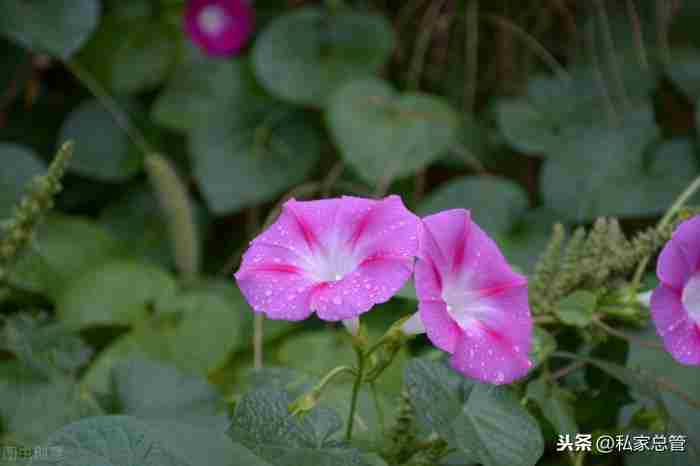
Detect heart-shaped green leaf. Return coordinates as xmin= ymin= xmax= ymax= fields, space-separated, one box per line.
xmin=252 ymin=7 xmax=394 ymax=106
xmin=541 ymin=111 xmax=697 ymax=221
xmin=190 ymin=108 xmax=321 ymax=214
xmin=0 ymin=0 xmax=100 ymax=59
xmin=152 ymin=57 xmax=262 ymax=133
xmin=326 ymin=78 xmax=459 ymax=185
xmin=59 ymin=99 xmax=142 ymax=181
xmin=56 ymin=260 xmax=177 ymax=329
xmin=31 ymin=416 xmax=266 ymax=466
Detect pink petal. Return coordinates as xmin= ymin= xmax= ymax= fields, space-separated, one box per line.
xmin=419 ymin=300 xmax=461 ymax=353
xmin=311 ymin=255 xmax=414 ymax=321
xmin=235 ymin=242 xmax=316 ymax=320
xmin=651 ymin=284 xmax=700 ymax=365
xmin=418 ymin=209 xmax=526 ymax=295
xmin=449 ymin=319 xmax=533 ymax=385
xmin=657 ymin=215 xmax=700 ymax=290
xmin=337 ymin=195 xmax=420 ymax=259
xmin=418 ymin=209 xmax=471 ymax=285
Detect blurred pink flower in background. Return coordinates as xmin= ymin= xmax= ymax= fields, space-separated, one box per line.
xmin=402 ymin=209 xmax=533 ymax=385
xmin=650 ymin=214 xmax=700 ymax=366
xmin=184 ymin=0 xmax=254 ymax=57
xmin=235 ymin=196 xmax=420 ymax=322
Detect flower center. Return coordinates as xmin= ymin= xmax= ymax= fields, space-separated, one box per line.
xmin=198 ymin=5 xmax=229 ymax=36
xmin=681 ymin=272 xmax=700 ymax=324
xmin=309 ymin=249 xmax=360 ymax=283
xmin=442 ymin=285 xmax=491 ymax=331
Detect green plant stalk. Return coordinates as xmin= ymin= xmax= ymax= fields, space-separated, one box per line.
xmin=64 ymin=60 xmax=155 ymax=157
xmin=0 ymin=142 xmax=73 ymax=277
xmin=145 ymin=154 xmax=200 ymax=283
xmin=632 ymin=173 xmax=700 ymax=288
xmin=346 ymin=347 xmax=365 ymax=440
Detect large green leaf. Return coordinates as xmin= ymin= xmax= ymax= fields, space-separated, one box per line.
xmin=30 ymin=416 xmax=267 ymax=466
xmin=152 ymin=57 xmax=263 ymax=133
xmin=0 ymin=0 xmax=99 ymax=59
xmin=190 ymin=108 xmax=321 ymax=214
xmin=405 ymin=358 xmax=544 ymax=466
xmin=81 ymin=288 xmax=244 ymax=392
xmin=56 ymin=260 xmax=177 ymax=329
xmin=418 ymin=176 xmax=529 ymax=238
xmin=495 ymin=70 xmax=604 ymax=157
xmin=8 ymin=215 xmax=127 ymax=298
xmin=0 ymin=143 xmax=45 ymax=219
xmin=228 ymin=389 xmax=370 ymax=466
xmin=110 ymin=359 xmax=227 ymax=428
xmin=75 ymin=9 xmax=179 ymax=94
xmin=541 ymin=112 xmax=697 ymax=221
xmin=454 ymin=384 xmax=544 ymax=466
xmin=58 ymin=99 xmax=142 ymax=181
xmin=404 ymin=358 xmax=469 ymax=440
xmin=0 ymin=314 xmax=92 ymax=378
xmin=252 ymin=7 xmax=394 ymax=106
xmin=0 ymin=363 xmax=102 ymax=445
xmin=326 ymin=78 xmax=459 ymax=185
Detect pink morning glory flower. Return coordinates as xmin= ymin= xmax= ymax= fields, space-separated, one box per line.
xmin=234 ymin=195 xmax=420 ymax=322
xmin=650 ymin=214 xmax=700 ymax=366
xmin=402 ymin=209 xmax=533 ymax=385
xmin=184 ymin=0 xmax=254 ymax=57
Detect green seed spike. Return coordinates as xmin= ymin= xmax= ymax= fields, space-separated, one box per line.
xmin=0 ymin=142 xmax=73 ymax=279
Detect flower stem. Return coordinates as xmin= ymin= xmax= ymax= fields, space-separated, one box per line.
xmin=316 ymin=365 xmax=355 ymax=392
xmin=346 ymin=347 xmax=365 ymax=440
xmin=632 ymin=173 xmax=700 ymax=288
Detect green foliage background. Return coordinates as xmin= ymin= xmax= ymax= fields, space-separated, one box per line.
xmin=1 ymin=1 xmax=700 ymax=465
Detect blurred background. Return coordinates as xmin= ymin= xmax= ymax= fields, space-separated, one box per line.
xmin=1 ymin=1 xmax=700 ymax=464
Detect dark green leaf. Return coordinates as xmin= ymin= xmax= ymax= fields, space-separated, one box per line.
xmin=190 ymin=108 xmax=321 ymax=214
xmin=0 ymin=0 xmax=99 ymax=59
xmin=56 ymin=260 xmax=177 ymax=329
xmin=0 ymin=314 xmax=92 ymax=377
xmin=555 ymin=291 xmax=597 ymax=328
xmin=453 ymin=384 xmax=544 ymax=466
xmin=252 ymin=7 xmax=394 ymax=105
xmin=9 ymin=215 xmax=127 ymax=298
xmin=326 ymin=78 xmax=459 ymax=185
xmin=111 ymin=358 xmax=227 ymax=428
xmin=58 ymin=99 xmax=142 ymax=181
xmin=0 ymin=362 xmax=102 ymax=445
xmin=30 ymin=415 xmax=266 ymax=466
xmin=541 ymin=111 xmax=696 ymax=221
xmin=152 ymin=57 xmax=263 ymax=133
xmin=82 ymin=288 xmax=244 ymax=392
xmin=228 ymin=389 xmax=369 ymax=466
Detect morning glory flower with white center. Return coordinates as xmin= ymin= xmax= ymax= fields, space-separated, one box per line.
xmin=402 ymin=209 xmax=533 ymax=385
xmin=184 ymin=0 xmax=254 ymax=57
xmin=235 ymin=195 xmax=420 ymax=322
xmin=650 ymin=214 xmax=700 ymax=366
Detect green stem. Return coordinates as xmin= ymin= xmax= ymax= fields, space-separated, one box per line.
xmin=316 ymin=365 xmax=355 ymax=392
xmin=346 ymin=348 xmax=365 ymax=440
xmin=632 ymin=173 xmax=700 ymax=288
xmin=370 ymin=382 xmax=385 ymax=434
xmin=64 ymin=60 xmax=155 ymax=157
